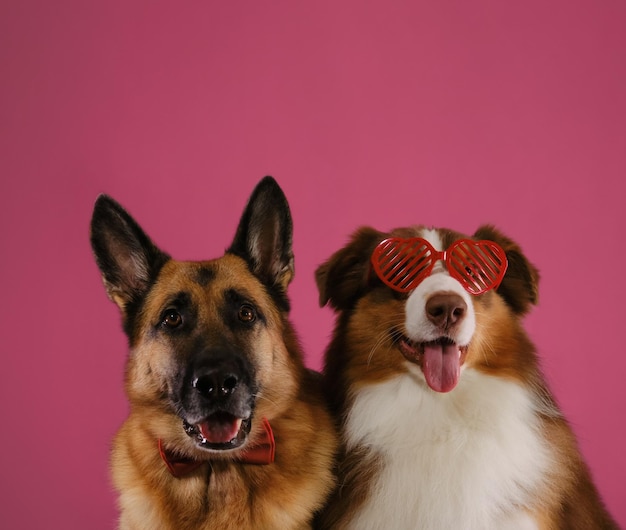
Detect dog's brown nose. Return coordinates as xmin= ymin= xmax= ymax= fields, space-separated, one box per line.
xmin=425 ymin=293 xmax=467 ymax=330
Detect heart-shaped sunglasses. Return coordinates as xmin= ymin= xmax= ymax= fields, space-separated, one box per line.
xmin=371 ymin=237 xmax=508 ymax=295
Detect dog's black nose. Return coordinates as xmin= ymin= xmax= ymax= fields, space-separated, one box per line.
xmin=425 ymin=293 xmax=467 ymax=330
xmin=193 ymin=368 xmax=239 ymax=398
xmin=190 ymin=353 xmax=249 ymax=401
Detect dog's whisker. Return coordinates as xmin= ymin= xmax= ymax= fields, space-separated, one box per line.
xmin=365 ymin=321 xmax=407 ymax=366
xmin=366 ymin=336 xmax=387 ymax=366
xmin=254 ymin=393 xmax=280 ymax=408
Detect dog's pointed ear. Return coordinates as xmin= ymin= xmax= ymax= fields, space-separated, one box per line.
xmin=316 ymin=227 xmax=385 ymax=311
xmin=227 ymin=176 xmax=294 ymax=293
xmin=90 ymin=195 xmax=170 ymax=312
xmin=473 ymin=224 xmax=539 ymax=315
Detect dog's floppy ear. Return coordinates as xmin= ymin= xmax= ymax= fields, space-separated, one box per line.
xmin=316 ymin=227 xmax=385 ymax=311
xmin=228 ymin=176 xmax=294 ymax=296
xmin=473 ymin=224 xmax=539 ymax=315
xmin=90 ymin=195 xmax=170 ymax=313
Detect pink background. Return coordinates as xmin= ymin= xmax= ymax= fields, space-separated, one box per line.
xmin=1 ymin=1 xmax=624 ymax=528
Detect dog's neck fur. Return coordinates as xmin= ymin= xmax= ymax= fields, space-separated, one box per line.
xmin=342 ymin=367 xmax=554 ymax=530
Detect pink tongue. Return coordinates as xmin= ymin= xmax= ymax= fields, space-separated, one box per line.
xmin=198 ymin=416 xmax=242 ymax=444
xmin=422 ymin=342 xmax=461 ymax=393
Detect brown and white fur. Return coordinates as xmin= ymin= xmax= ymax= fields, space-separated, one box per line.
xmin=90 ymin=177 xmax=336 ymax=529
xmin=316 ymin=224 xmax=617 ymax=530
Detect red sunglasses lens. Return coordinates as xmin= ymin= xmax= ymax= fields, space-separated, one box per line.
xmin=371 ymin=238 xmax=434 ymax=292
xmin=447 ymin=240 xmax=508 ymax=294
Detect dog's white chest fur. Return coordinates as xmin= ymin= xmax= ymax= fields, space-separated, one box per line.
xmin=343 ymin=368 xmax=552 ymax=530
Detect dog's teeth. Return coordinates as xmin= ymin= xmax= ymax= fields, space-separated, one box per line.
xmin=183 ymin=421 xmax=196 ymax=435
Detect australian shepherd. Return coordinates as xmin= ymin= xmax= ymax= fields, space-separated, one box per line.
xmin=90 ymin=177 xmax=336 ymax=529
xmin=315 ymin=224 xmax=617 ymax=529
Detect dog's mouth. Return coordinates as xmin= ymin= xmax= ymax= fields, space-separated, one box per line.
xmin=397 ymin=334 xmax=468 ymax=393
xmin=183 ymin=412 xmax=252 ymax=451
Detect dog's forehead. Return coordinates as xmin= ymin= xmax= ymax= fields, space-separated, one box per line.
xmin=149 ymin=255 xmax=265 ymax=304
xmin=420 ymin=228 xmax=444 ymax=252
xmin=141 ymin=254 xmax=265 ymax=311
xmin=389 ymin=226 xmax=469 ymax=250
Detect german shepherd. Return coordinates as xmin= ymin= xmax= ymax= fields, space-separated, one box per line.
xmin=90 ymin=176 xmax=337 ymax=529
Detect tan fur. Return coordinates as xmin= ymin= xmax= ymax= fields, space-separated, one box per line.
xmin=317 ymin=224 xmax=617 ymax=529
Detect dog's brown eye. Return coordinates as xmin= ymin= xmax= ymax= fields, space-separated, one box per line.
xmin=238 ymin=304 xmax=256 ymax=323
xmin=162 ymin=310 xmax=182 ymax=329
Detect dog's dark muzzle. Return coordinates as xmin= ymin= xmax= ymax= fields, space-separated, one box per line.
xmin=177 ymin=350 xmax=256 ymax=451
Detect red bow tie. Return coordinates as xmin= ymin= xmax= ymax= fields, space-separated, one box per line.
xmin=159 ymin=418 xmax=275 ymax=478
